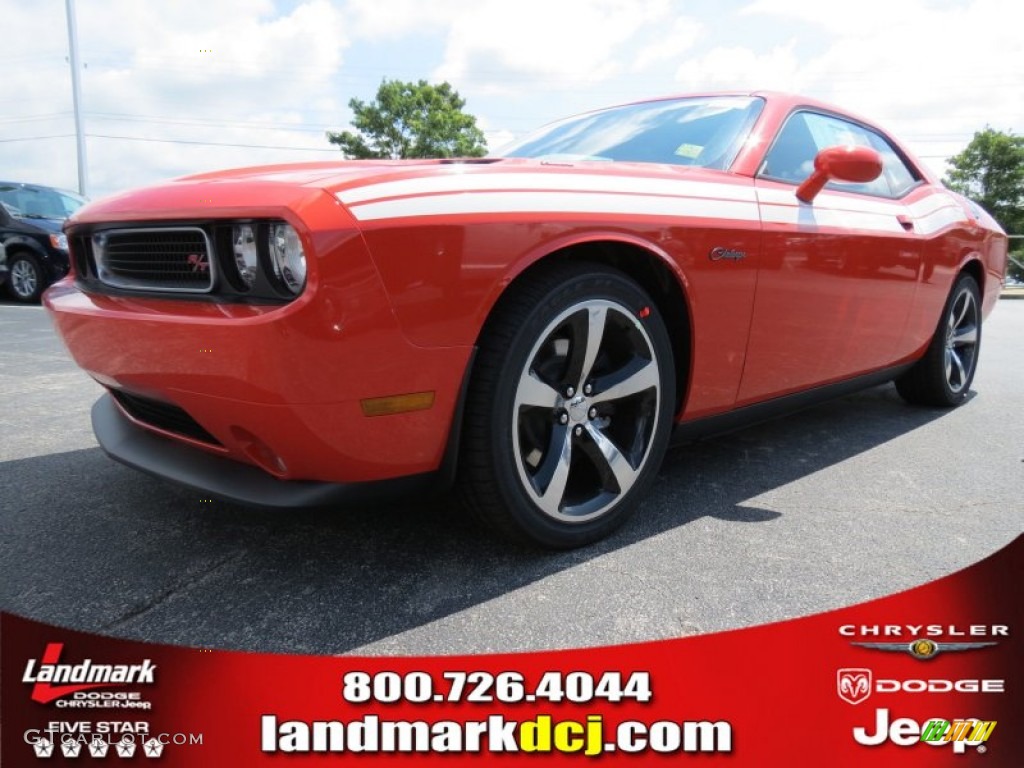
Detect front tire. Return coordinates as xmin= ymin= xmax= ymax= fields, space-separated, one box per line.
xmin=459 ymin=263 xmax=675 ymax=548
xmin=7 ymin=252 xmax=45 ymax=303
xmin=896 ymin=273 xmax=981 ymax=407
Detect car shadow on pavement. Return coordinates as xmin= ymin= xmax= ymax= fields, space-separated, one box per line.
xmin=0 ymin=383 xmax=952 ymax=654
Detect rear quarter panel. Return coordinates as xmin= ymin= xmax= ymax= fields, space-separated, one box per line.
xmin=905 ymin=188 xmax=1007 ymax=353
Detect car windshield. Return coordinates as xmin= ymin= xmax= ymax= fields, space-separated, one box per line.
xmin=0 ymin=184 xmax=86 ymax=220
xmin=499 ymin=96 xmax=764 ymax=170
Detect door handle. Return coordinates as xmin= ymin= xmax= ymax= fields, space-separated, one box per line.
xmin=897 ymin=215 xmax=914 ymax=231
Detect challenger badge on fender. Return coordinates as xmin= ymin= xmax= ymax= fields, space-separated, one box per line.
xmin=709 ymin=247 xmax=746 ymax=261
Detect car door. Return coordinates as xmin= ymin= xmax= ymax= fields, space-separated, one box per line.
xmin=737 ymin=110 xmax=924 ymax=405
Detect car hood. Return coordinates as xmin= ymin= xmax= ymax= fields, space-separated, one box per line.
xmin=10 ymin=215 xmax=65 ymax=234
xmin=67 ymin=157 xmax=737 ymax=225
xmin=319 ymin=157 xmax=733 ymax=196
xmin=68 ymin=159 xmax=486 ymax=224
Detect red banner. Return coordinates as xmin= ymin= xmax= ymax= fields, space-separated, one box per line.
xmin=3 ymin=535 xmax=1020 ymax=765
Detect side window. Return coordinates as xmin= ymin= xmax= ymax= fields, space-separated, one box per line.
xmin=759 ymin=112 xmax=819 ymax=184
xmin=864 ymin=131 xmax=919 ymax=197
xmin=0 ymin=188 xmax=19 ymax=213
xmin=760 ymin=111 xmax=920 ymax=198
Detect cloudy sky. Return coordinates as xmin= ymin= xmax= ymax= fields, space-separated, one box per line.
xmin=2 ymin=0 xmax=1021 ymax=199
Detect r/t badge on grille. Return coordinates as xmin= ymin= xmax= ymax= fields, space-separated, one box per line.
xmin=187 ymin=253 xmax=209 ymax=272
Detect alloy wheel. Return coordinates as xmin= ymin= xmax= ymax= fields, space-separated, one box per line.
xmin=943 ymin=286 xmax=978 ymax=394
xmin=11 ymin=258 xmax=39 ymax=300
xmin=511 ymin=299 xmax=661 ymax=523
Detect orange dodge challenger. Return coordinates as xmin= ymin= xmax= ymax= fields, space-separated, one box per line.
xmin=45 ymin=92 xmax=1008 ymax=548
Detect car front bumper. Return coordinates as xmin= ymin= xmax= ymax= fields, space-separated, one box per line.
xmin=45 ymin=267 xmax=472 ymax=486
xmin=91 ymin=394 xmax=440 ymax=507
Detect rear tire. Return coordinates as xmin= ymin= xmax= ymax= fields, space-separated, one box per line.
xmin=896 ymin=273 xmax=981 ymax=407
xmin=459 ymin=263 xmax=675 ymax=548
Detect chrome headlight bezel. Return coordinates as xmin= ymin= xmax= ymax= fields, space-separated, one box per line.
xmin=231 ymin=223 xmax=259 ymax=290
xmin=221 ymin=220 xmax=307 ymax=299
xmin=267 ymin=223 xmax=307 ymax=296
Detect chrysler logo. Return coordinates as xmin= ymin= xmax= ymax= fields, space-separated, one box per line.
xmin=850 ymin=639 xmax=997 ymax=660
xmin=187 ymin=253 xmax=209 ymax=273
xmin=837 ymin=668 xmax=872 ymax=705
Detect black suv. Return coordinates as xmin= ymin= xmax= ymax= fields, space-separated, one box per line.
xmin=0 ymin=181 xmax=86 ymax=302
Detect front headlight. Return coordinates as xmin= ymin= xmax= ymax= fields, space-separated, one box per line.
xmin=49 ymin=233 xmax=69 ymax=251
xmin=268 ymin=223 xmax=306 ymax=295
xmin=231 ymin=224 xmax=258 ymax=289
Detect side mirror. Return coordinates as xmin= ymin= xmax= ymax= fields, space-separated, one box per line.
xmin=796 ymin=145 xmax=883 ymax=203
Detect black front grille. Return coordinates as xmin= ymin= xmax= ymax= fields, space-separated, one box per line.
xmin=111 ymin=390 xmax=221 ymax=446
xmin=95 ymin=228 xmax=214 ymax=292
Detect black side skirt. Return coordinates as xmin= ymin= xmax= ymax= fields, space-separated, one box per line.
xmin=671 ymin=363 xmax=914 ymax=445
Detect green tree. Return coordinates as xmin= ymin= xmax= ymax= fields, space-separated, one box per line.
xmin=944 ymin=128 xmax=1024 ymax=278
xmin=328 ymin=79 xmax=487 ymax=160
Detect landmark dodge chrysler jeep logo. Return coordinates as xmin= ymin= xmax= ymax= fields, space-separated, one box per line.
xmin=22 ymin=643 xmax=156 ymax=704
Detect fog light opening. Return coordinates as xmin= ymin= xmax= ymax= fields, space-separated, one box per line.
xmin=230 ymin=426 xmax=288 ymax=477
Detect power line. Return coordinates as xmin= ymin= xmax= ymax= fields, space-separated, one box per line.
xmin=0 ymin=112 xmax=73 ymax=124
xmin=0 ymin=134 xmax=75 ymax=143
xmin=0 ymin=53 xmax=67 ymax=64
xmin=73 ymin=52 xmax=1024 ymax=86
xmin=86 ymin=133 xmax=338 ymax=152
xmin=85 ymin=112 xmax=339 ymax=132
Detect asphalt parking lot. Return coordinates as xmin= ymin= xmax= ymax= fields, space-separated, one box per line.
xmin=1 ymin=298 xmax=1021 ymax=655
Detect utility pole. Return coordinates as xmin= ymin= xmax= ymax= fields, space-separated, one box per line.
xmin=65 ymin=0 xmax=89 ymax=197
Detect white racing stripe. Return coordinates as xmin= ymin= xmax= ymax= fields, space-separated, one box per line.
xmin=757 ymin=188 xmax=967 ymax=235
xmin=758 ymin=184 xmax=904 ymax=232
xmin=348 ymin=190 xmax=761 ymax=223
xmin=756 ymin=186 xmax=904 ymax=216
xmin=336 ymin=172 xmax=757 ymax=206
xmin=758 ymin=204 xmax=905 ymax=233
xmin=916 ymin=205 xmax=969 ymax=236
xmin=339 ymin=173 xmax=970 ymax=237
xmin=907 ymin=192 xmax=958 ymax=218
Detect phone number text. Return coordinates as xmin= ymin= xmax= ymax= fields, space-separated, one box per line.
xmin=342 ymin=671 xmax=652 ymax=705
